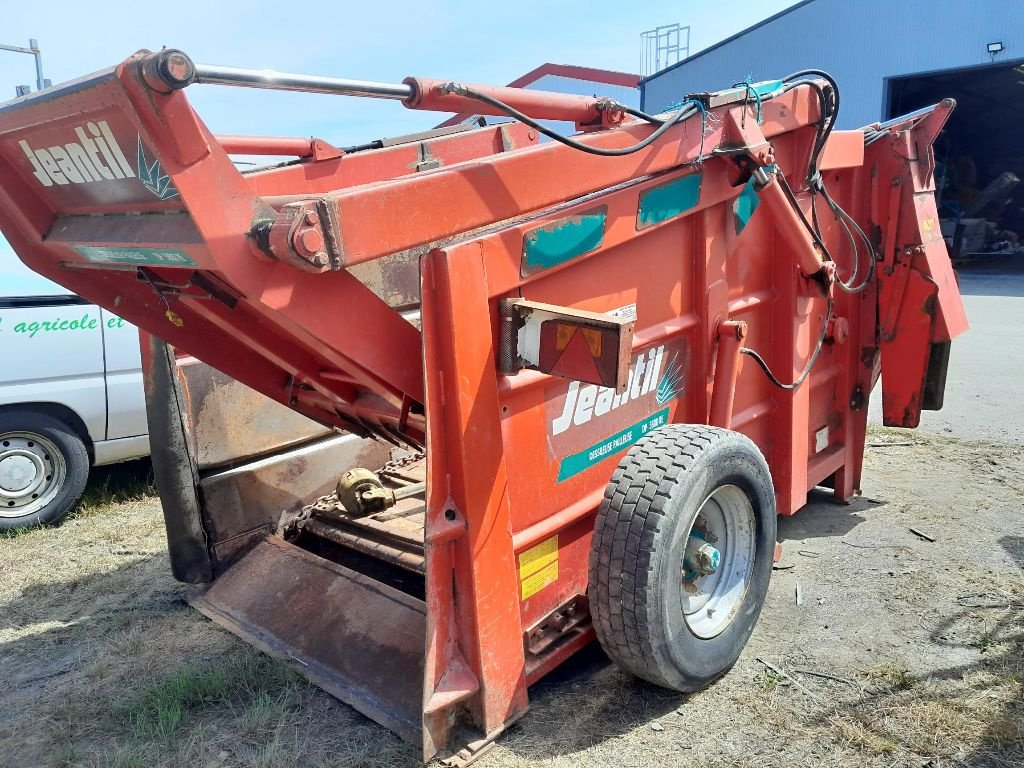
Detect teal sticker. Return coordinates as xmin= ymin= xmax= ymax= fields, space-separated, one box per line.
xmin=751 ymin=79 xmax=784 ymax=99
xmin=557 ymin=407 xmax=671 ymax=482
xmin=74 ymin=245 xmax=196 ymax=267
xmin=733 ymin=177 xmax=761 ymax=234
xmin=637 ymin=174 xmax=702 ymax=229
xmin=523 ymin=207 xmax=606 ymax=275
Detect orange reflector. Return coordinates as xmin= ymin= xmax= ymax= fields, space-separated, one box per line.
xmin=555 ymin=324 xmax=602 ymax=356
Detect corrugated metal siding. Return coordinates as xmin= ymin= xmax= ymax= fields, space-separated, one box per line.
xmin=642 ymin=0 xmax=1024 ymax=126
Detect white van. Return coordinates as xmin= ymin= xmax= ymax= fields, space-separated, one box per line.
xmin=0 ymin=246 xmax=149 ymax=529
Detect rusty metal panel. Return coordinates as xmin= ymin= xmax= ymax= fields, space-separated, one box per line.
xmin=189 ymin=537 xmax=426 ymax=744
xmin=177 ymin=358 xmax=336 ymax=471
xmin=200 ymin=433 xmax=391 ymax=567
xmin=348 ymin=252 xmax=422 ymax=311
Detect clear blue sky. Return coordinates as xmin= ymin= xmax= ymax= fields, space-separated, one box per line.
xmin=0 ymin=0 xmax=796 ymax=292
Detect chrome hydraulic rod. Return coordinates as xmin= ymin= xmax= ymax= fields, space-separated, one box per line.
xmin=142 ymin=49 xmax=412 ymax=99
xmin=192 ymin=63 xmax=412 ymax=99
xmin=138 ymin=49 xmax=614 ymax=126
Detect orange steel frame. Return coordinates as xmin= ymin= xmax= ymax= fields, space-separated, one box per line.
xmin=0 ymin=51 xmax=966 ymax=757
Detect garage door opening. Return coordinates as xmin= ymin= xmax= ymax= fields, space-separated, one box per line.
xmin=887 ymin=59 xmax=1024 ymax=259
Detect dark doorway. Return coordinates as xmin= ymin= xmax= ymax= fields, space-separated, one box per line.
xmin=887 ymin=59 xmax=1024 ymax=257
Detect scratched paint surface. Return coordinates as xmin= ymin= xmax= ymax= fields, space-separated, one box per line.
xmin=522 ymin=207 xmax=606 ymax=275
xmin=636 ymin=173 xmax=702 ymax=229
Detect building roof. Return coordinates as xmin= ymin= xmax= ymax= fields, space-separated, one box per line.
xmin=435 ymin=63 xmax=640 ymax=128
xmin=638 ymin=0 xmax=816 ymax=85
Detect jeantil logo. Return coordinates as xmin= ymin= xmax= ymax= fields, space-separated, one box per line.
xmin=550 ymin=345 xmax=684 ymax=437
xmin=18 ymin=120 xmax=177 ymax=200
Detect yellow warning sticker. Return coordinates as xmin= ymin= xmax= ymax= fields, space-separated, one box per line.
xmin=518 ymin=535 xmax=558 ymax=599
xmin=521 ymin=561 xmax=558 ymax=599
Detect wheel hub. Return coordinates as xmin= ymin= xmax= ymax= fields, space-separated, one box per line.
xmin=0 ymin=432 xmax=65 ymax=518
xmin=687 ymin=541 xmax=721 ymax=577
xmin=0 ymin=452 xmax=42 ymax=494
xmin=680 ymin=484 xmax=756 ymax=639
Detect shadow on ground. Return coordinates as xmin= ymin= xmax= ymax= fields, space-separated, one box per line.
xmin=956 ymin=256 xmax=1024 ymax=298
xmin=802 ymin=533 xmax=1024 ymax=768
xmin=961 ymin=535 xmax=1024 ymax=767
xmin=76 ymin=457 xmax=154 ymax=511
xmin=503 ymin=643 xmax=684 ymax=761
xmin=776 ymin=491 xmax=884 ymax=544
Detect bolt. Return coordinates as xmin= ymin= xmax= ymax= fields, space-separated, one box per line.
xmin=304 ymin=211 xmax=319 ymax=226
xmin=316 ymin=252 xmax=329 ymax=266
xmin=296 ymin=227 xmax=324 ymax=256
xmin=528 ymin=129 xmax=537 ymax=140
xmin=828 ymin=316 xmax=850 ymax=345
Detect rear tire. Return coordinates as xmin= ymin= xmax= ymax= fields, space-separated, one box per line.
xmin=0 ymin=411 xmax=90 ymax=531
xmin=589 ymin=424 xmax=776 ymax=691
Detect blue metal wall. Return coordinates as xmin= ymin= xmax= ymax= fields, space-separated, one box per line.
xmin=641 ymin=0 xmax=1024 ymax=126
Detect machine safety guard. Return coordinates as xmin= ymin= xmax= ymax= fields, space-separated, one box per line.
xmin=0 ymin=49 xmax=966 ymax=763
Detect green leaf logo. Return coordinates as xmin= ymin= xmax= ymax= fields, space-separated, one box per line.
xmin=656 ymin=351 xmax=685 ymax=405
xmin=137 ymin=137 xmax=178 ymax=201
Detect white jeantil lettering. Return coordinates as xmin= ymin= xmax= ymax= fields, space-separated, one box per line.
xmin=19 ymin=140 xmax=51 ymax=186
xmin=19 ymin=121 xmax=135 ymax=187
xmin=551 ymin=346 xmax=666 ymax=437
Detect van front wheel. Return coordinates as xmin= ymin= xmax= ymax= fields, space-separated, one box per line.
xmin=0 ymin=412 xmax=89 ymax=531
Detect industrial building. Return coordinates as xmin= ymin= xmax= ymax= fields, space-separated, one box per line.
xmin=641 ymin=0 xmax=1024 ymax=257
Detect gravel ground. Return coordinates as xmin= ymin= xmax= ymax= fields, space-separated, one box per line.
xmin=0 ymin=429 xmax=1021 ymax=768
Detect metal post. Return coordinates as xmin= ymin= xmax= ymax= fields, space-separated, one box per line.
xmin=0 ymin=38 xmax=49 ymax=94
xmin=29 ymin=39 xmax=47 ymax=91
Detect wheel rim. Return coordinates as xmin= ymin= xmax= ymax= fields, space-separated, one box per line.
xmin=680 ymin=484 xmax=756 ymax=639
xmin=0 ymin=432 xmax=66 ymax=519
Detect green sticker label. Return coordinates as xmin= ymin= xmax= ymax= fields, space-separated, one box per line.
xmin=557 ymin=407 xmax=671 ymax=482
xmin=637 ymin=173 xmax=702 ymax=229
xmin=733 ymin=177 xmax=761 ymax=234
xmin=522 ymin=207 xmax=606 ymax=275
xmin=74 ymin=245 xmax=196 ymax=266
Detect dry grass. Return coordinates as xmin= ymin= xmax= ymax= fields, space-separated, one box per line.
xmin=1 ymin=436 xmax=1023 ymax=767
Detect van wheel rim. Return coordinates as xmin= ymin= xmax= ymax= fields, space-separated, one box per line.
xmin=680 ymin=484 xmax=756 ymax=639
xmin=0 ymin=432 xmax=66 ymax=519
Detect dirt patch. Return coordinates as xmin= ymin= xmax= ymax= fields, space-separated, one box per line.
xmin=0 ymin=432 xmax=1021 ymax=767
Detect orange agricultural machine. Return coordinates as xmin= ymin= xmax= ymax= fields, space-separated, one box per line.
xmin=0 ymin=50 xmax=966 ymax=763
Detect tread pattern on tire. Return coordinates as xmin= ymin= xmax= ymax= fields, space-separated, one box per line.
xmin=588 ymin=424 xmax=734 ymax=686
